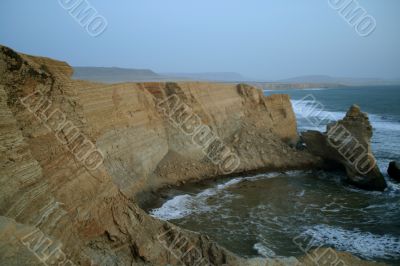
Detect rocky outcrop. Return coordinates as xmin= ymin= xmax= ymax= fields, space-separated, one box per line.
xmin=388 ymin=161 xmax=400 ymax=181
xmin=0 ymin=45 xmax=323 ymax=265
xmin=302 ymin=105 xmax=387 ymax=191
xmin=0 ymin=45 xmax=385 ymax=265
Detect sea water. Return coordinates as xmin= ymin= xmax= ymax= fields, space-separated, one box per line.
xmin=148 ymin=86 xmax=400 ymax=265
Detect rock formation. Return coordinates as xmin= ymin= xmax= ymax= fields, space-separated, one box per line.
xmin=0 ymin=45 xmax=384 ymax=265
xmin=387 ymin=161 xmax=400 ymax=181
xmin=302 ymin=105 xmax=387 ymax=191
xmin=0 ymin=44 xmax=319 ymax=265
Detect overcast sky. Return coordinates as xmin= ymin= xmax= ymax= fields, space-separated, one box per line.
xmin=0 ymin=0 xmax=399 ymax=80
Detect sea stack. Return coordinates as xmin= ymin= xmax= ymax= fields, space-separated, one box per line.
xmin=302 ymin=105 xmax=387 ymax=191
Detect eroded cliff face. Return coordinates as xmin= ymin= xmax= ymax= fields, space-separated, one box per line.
xmin=1 ymin=45 xmax=367 ymax=265
xmin=85 ymin=81 xmax=315 ymax=202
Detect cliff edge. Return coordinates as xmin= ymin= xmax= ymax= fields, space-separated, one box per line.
xmin=0 ymin=45 xmax=318 ymax=265
xmin=0 ymin=45 xmax=382 ymax=265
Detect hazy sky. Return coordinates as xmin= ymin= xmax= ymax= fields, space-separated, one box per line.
xmin=0 ymin=0 xmax=399 ymax=80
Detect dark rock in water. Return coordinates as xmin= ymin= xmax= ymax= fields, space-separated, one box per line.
xmin=295 ymin=138 xmax=307 ymax=151
xmin=388 ymin=161 xmax=400 ymax=181
xmin=302 ymin=104 xmax=387 ymax=191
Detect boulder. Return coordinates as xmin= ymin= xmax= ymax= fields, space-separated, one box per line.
xmin=302 ymin=105 xmax=387 ymax=191
xmin=387 ymin=161 xmax=400 ymax=181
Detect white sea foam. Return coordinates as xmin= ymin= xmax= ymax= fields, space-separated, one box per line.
xmin=288 ymin=88 xmax=400 ymax=134
xmin=300 ymin=88 xmax=328 ymax=91
xmin=150 ymin=172 xmax=292 ymax=220
xmin=370 ymin=116 xmax=400 ymax=132
xmin=291 ymin=99 xmax=400 ymax=132
xmin=292 ymin=97 xmax=400 ymax=195
xmin=303 ymin=224 xmax=400 ymax=260
xmin=297 ymin=190 xmax=305 ymax=197
xmin=149 ymin=194 xmax=197 ymax=220
xmin=291 ymin=99 xmax=344 ymax=120
xmin=263 ymin=88 xmax=328 ymax=93
xmin=364 ymin=202 xmax=396 ymax=211
xmin=386 ymin=181 xmax=400 ymax=195
xmin=253 ymin=242 xmax=276 ymax=258
xmin=217 ymin=177 xmax=244 ymax=189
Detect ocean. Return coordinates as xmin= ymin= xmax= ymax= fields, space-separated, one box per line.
xmin=148 ymin=86 xmax=400 ymax=265
xmin=277 ymin=86 xmax=400 ymax=174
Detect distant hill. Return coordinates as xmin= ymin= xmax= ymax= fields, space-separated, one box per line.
xmin=72 ymin=68 xmax=400 ymax=88
xmin=278 ymin=75 xmax=400 ymax=86
xmin=73 ymin=67 xmax=249 ymax=83
xmin=162 ymin=72 xmax=248 ymax=82
xmin=73 ymin=67 xmax=164 ymax=83
xmin=254 ymin=82 xmax=347 ymax=90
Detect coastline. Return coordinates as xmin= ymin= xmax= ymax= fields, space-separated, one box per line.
xmin=0 ymin=45 xmax=389 ymax=265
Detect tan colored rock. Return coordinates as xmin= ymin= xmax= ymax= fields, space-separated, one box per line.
xmin=298 ymin=248 xmax=385 ymax=266
xmin=302 ymin=104 xmax=386 ymax=191
xmin=0 ymin=45 xmax=379 ymax=265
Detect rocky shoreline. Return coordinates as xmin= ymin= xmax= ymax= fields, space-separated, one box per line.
xmin=0 ymin=45 xmax=387 ymax=265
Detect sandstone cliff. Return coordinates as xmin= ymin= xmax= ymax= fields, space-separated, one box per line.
xmin=0 ymin=45 xmax=381 ymax=265
xmin=0 ymin=45 xmax=319 ymax=265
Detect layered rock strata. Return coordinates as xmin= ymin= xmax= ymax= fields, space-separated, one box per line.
xmin=0 ymin=45 xmax=318 ymax=265
xmin=0 ymin=45 xmax=384 ymax=265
